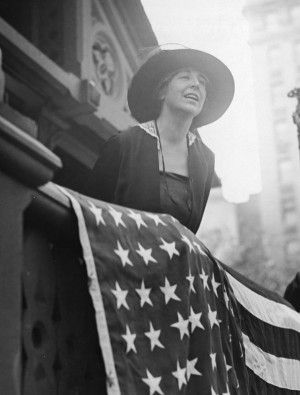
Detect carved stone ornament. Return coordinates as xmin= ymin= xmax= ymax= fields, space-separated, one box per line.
xmin=92 ymin=29 xmax=124 ymax=99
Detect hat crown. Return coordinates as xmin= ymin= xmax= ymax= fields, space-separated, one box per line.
xmin=128 ymin=46 xmax=235 ymax=128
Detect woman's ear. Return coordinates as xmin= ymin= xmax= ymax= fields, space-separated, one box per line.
xmin=157 ymin=80 xmax=168 ymax=102
xmin=158 ymin=87 xmax=165 ymax=101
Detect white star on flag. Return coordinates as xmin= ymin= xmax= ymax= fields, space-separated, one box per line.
xmin=230 ymin=305 xmax=236 ymax=318
xmin=111 ymin=282 xmax=129 ymax=309
xmin=89 ymin=201 xmax=105 ymax=226
xmin=108 ymin=205 xmax=126 ymax=227
xmin=114 ymin=241 xmax=133 ymax=267
xmin=211 ymin=386 xmax=218 ymax=395
xmin=193 ymin=241 xmax=206 ymax=255
xmin=189 ymin=307 xmax=204 ymax=332
xmin=210 ymin=352 xmax=217 ymax=370
xmin=211 ymin=273 xmax=221 ymax=297
xmin=145 ymin=322 xmax=165 ymax=351
xmin=146 ymin=213 xmax=167 ymax=226
xmin=199 ymin=268 xmax=209 ymax=291
xmin=172 ymin=361 xmax=187 ymax=390
xmin=136 ymin=242 xmax=157 ymax=265
xmin=186 ymin=358 xmax=202 ymax=380
xmin=135 ymin=280 xmax=153 ymax=307
xmin=142 ymin=370 xmax=163 ymax=395
xmin=223 ymin=289 xmax=230 ymax=309
xmin=121 ymin=324 xmax=137 ymax=353
xmin=171 ymin=312 xmax=189 ymax=339
xmin=186 ymin=269 xmax=196 ymax=293
xmin=127 ymin=210 xmax=147 ymax=229
xmin=240 ymin=347 xmax=244 ymax=359
xmin=159 ymin=238 xmax=180 ymax=259
xmin=208 ymin=305 xmax=219 ymax=329
xmin=181 ymin=234 xmax=195 ymax=253
xmin=160 ymin=277 xmax=181 ymax=304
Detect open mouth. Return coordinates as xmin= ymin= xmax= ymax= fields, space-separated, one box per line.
xmin=184 ymin=93 xmax=199 ymax=102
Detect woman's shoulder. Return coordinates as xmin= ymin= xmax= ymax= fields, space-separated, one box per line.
xmin=190 ymin=130 xmax=214 ymax=158
xmin=104 ymin=125 xmax=142 ymax=147
xmin=120 ymin=121 xmax=158 ymax=142
xmin=120 ymin=124 xmax=144 ymax=137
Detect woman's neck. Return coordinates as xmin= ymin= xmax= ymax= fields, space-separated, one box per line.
xmin=156 ymin=111 xmax=192 ymax=144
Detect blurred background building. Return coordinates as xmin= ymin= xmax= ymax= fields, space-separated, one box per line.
xmin=200 ymin=0 xmax=300 ymax=293
xmin=244 ymin=0 xmax=300 ymax=266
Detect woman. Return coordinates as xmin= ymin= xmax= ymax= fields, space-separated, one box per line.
xmin=86 ymin=47 xmax=234 ymax=234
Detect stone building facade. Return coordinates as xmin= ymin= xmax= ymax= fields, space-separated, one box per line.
xmin=0 ymin=0 xmax=157 ymax=192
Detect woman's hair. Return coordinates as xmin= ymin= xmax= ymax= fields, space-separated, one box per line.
xmin=152 ymin=68 xmax=211 ymax=121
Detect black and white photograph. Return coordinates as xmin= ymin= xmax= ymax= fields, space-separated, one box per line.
xmin=0 ymin=1 xmax=300 ymax=394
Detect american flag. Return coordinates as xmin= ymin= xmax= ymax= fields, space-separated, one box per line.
xmin=59 ymin=186 xmax=300 ymax=395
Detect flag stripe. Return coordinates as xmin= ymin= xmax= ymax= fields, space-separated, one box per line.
xmin=220 ymin=262 xmax=293 ymax=307
xmin=238 ymin=304 xmax=300 ymax=359
xmin=243 ymin=333 xmax=300 ymax=391
xmin=247 ymin=369 xmax=300 ymax=395
xmin=227 ymin=272 xmax=300 ymax=332
xmin=58 ymin=187 xmax=121 ymax=395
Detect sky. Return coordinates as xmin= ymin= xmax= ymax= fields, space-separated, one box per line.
xmin=141 ymin=0 xmax=261 ymax=203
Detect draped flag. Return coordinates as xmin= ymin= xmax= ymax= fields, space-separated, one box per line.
xmin=58 ymin=186 xmax=300 ymax=395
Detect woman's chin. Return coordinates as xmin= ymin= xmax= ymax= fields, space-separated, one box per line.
xmin=177 ymin=105 xmax=202 ymax=119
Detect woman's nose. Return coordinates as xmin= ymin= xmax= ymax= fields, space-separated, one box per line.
xmin=190 ymin=75 xmax=200 ymax=88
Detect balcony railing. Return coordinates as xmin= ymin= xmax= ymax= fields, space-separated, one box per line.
xmin=0 ymin=114 xmax=106 ymax=394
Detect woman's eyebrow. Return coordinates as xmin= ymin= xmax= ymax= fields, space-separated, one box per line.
xmin=176 ymin=70 xmax=206 ymax=83
xmin=196 ymin=73 xmax=207 ymax=82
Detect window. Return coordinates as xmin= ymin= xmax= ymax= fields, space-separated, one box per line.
xmin=252 ymin=16 xmax=264 ymax=31
xmin=285 ymin=239 xmax=300 ymax=256
xmin=268 ymin=46 xmax=281 ymax=69
xmin=281 ymin=194 xmax=296 ymax=212
xmin=273 ymin=108 xmax=288 ymax=120
xmin=290 ymin=6 xmax=300 ymax=24
xmin=274 ymin=121 xmax=288 ymax=142
xmin=268 ymin=46 xmax=282 ymax=80
xmin=283 ymin=209 xmax=298 ymax=229
xmin=281 ymin=184 xmax=295 ymax=198
xmin=293 ymin=41 xmax=300 ymax=74
xmin=270 ymin=84 xmax=286 ymax=109
xmin=265 ymin=12 xmax=279 ymax=31
xmin=278 ymin=159 xmax=293 ymax=185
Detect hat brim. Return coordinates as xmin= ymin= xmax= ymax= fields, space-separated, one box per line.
xmin=127 ymin=48 xmax=235 ymax=128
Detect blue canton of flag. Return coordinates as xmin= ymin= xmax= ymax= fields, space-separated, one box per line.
xmin=58 ymin=186 xmax=300 ymax=395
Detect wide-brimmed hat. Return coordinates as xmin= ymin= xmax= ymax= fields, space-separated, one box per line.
xmin=127 ymin=47 xmax=235 ymax=128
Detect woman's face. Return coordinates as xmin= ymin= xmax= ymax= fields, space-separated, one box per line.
xmin=160 ymin=68 xmax=207 ymax=119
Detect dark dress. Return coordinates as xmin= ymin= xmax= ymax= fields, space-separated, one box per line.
xmin=85 ymin=121 xmax=215 ymax=234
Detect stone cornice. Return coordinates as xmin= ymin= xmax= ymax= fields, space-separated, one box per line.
xmin=0 ymin=114 xmax=62 ymax=187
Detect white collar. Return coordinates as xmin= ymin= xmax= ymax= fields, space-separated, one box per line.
xmin=138 ymin=120 xmax=198 ymax=149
